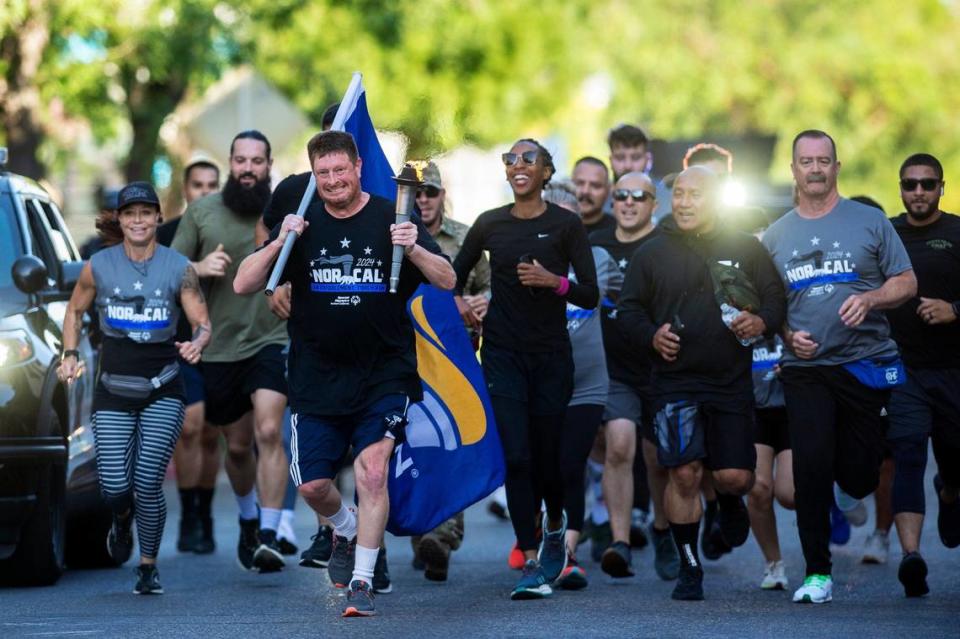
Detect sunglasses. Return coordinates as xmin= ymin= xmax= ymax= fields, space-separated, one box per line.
xmin=612 ymin=188 xmax=654 ymax=202
xmin=416 ymin=185 xmax=441 ymax=198
xmin=900 ymin=178 xmax=940 ymax=192
xmin=502 ymin=150 xmax=539 ymax=166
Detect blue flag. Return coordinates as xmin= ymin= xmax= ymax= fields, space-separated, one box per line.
xmin=334 ymin=74 xmax=505 ymax=535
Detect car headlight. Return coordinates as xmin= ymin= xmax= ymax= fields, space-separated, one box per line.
xmin=0 ymin=330 xmax=34 ymax=367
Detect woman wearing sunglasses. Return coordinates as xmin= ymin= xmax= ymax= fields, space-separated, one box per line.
xmin=453 ymin=139 xmax=598 ymax=600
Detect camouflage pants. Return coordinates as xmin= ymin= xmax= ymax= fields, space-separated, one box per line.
xmin=410 ymin=511 xmax=465 ymax=554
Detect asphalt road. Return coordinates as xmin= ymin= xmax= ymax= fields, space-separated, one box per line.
xmin=1 ymin=466 xmax=957 ymax=639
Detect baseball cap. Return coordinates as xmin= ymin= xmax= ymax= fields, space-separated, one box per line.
xmin=117 ymin=181 xmax=161 ymax=210
xmin=421 ymin=161 xmax=442 ymax=189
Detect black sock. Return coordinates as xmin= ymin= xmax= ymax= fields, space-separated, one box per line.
xmin=196 ymin=487 xmax=215 ymax=518
xmin=179 ymin=488 xmax=197 ymax=517
xmin=716 ymin=492 xmax=742 ymax=513
xmin=670 ymin=521 xmax=701 ymax=570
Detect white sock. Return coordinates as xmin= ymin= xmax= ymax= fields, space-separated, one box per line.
xmin=278 ymin=509 xmax=296 ymax=542
xmin=352 ymin=544 xmax=378 ymax=587
xmin=327 ymin=505 xmax=357 ymax=540
xmin=236 ymin=489 xmax=258 ymax=521
xmin=260 ymin=507 xmax=282 ymax=532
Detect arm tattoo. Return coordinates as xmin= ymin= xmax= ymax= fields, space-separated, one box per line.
xmin=181 ymin=265 xmax=206 ymax=303
xmin=192 ymin=323 xmax=209 ymax=342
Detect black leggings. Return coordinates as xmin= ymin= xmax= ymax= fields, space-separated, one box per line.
xmin=891 ymin=432 xmax=960 ymax=515
xmin=558 ymin=403 xmax=604 ymax=532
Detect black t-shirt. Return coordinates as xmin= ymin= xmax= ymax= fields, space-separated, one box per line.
xmin=263 ymin=172 xmax=317 ymax=231
xmin=887 ymin=212 xmax=960 ymax=369
xmin=583 ymin=213 xmax=616 ymax=235
xmin=156 ymin=217 xmax=193 ymax=343
xmin=453 ymin=202 xmax=598 ymax=352
xmin=271 ymin=195 xmax=446 ymax=416
xmin=590 ymin=226 xmax=659 ymax=390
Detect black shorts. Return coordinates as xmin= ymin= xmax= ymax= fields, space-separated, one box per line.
xmin=289 ymin=393 xmax=408 ymax=483
xmin=481 ymin=343 xmax=573 ymax=416
xmin=203 ymin=344 xmax=288 ymax=426
xmin=653 ymin=393 xmax=756 ymax=470
xmin=755 ymin=406 xmax=790 ymax=454
xmin=639 ymin=395 xmax=657 ymax=444
xmin=887 ymin=367 xmax=960 ymax=448
xmin=181 ymin=360 xmax=205 ymax=407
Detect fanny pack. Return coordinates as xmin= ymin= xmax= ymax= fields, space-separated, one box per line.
xmin=100 ymin=362 xmax=180 ymax=399
xmin=842 ymin=356 xmax=906 ymax=390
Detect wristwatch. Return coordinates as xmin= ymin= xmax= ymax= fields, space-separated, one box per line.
xmin=60 ymin=349 xmax=80 ymax=362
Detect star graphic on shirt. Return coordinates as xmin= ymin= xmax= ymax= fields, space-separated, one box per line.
xmin=113 ymin=287 xmax=120 ymax=295
xmin=792 ymin=249 xmax=799 ymax=257
xmin=618 ymin=258 xmax=628 ymax=270
xmin=832 ymin=241 xmax=841 ymax=249
xmin=810 ymin=236 xmax=820 ymax=246
xmin=845 ymin=252 xmax=852 ymax=258
xmin=376 ymin=259 xmax=382 ymax=266
xmin=320 ymin=248 xmax=327 ymax=256
xmin=309 ymin=260 xmax=315 ymax=267
xmin=364 ymin=246 xmax=373 ymax=255
xmin=154 ymin=288 xmax=162 ymax=297
xmin=133 ymin=280 xmax=143 ymax=291
xmin=851 ymin=263 xmax=856 ymax=269
xmin=340 ymin=237 xmax=351 ymax=248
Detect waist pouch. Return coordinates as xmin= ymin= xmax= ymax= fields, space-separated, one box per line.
xmin=100 ymin=362 xmax=180 ymax=399
xmin=842 ymin=356 xmax=906 ymax=390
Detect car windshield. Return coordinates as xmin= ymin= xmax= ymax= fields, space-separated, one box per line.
xmin=0 ymin=194 xmax=21 ymax=288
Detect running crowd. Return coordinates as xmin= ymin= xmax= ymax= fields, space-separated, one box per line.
xmin=58 ymin=115 xmax=960 ymax=617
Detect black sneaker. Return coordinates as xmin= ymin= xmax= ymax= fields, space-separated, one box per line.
xmin=133 ymin=564 xmax=164 ymax=595
xmin=177 ymin=514 xmax=202 ymax=552
xmin=278 ymin=537 xmax=298 ymax=556
xmin=601 ymin=540 xmax=635 ymax=578
xmin=253 ymin=529 xmax=285 ymax=573
xmin=341 ymin=579 xmax=376 ymax=617
xmin=671 ymin=566 xmax=705 ymax=601
xmin=328 ymin=534 xmax=357 ymax=588
xmin=706 ymin=516 xmax=733 ymax=557
xmin=718 ymin=495 xmax=750 ymax=548
xmin=419 ymin=534 xmax=451 ymax=582
xmin=934 ymin=474 xmax=960 ymax=548
xmin=898 ymin=552 xmax=929 ymax=598
xmin=299 ymin=525 xmax=333 ymax=568
xmin=194 ymin=516 xmax=215 ymax=554
xmin=651 ymin=525 xmax=680 ymax=581
xmin=237 ymin=517 xmax=259 ymax=571
xmin=701 ymin=504 xmax=724 ymax=560
xmin=373 ymin=546 xmax=392 ymax=594
xmin=107 ymin=513 xmax=134 ymax=565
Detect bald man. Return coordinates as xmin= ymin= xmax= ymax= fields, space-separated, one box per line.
xmin=617 ymin=166 xmax=786 ymax=600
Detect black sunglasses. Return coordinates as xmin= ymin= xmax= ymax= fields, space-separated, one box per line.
xmin=416 ymin=185 xmax=441 ymax=198
xmin=612 ymin=188 xmax=654 ymax=202
xmin=900 ymin=178 xmax=940 ymax=192
xmin=502 ymin=150 xmax=539 ymax=166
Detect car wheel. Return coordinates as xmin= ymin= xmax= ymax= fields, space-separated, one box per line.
xmin=66 ymin=508 xmax=120 ymax=569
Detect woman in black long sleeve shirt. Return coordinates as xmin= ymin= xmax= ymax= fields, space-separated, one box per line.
xmin=454 ymin=139 xmax=598 ymax=600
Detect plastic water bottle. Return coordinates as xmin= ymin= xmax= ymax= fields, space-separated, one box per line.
xmin=720 ymin=302 xmax=759 ymax=346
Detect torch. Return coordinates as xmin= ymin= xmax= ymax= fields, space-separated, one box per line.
xmin=389 ymin=162 xmax=425 ymax=294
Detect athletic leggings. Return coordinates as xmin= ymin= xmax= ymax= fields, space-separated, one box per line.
xmin=558 ymin=403 xmax=604 ymax=532
xmin=93 ymin=397 xmax=185 ymax=560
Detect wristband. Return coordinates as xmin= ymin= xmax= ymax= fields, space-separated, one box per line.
xmin=553 ymin=276 xmax=570 ymax=296
xmin=60 ymin=349 xmax=80 ymax=362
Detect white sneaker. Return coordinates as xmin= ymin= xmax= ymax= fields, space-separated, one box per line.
xmin=834 ymin=485 xmax=868 ymax=527
xmin=792 ymin=574 xmax=833 ymax=603
xmin=761 ymin=560 xmax=788 ymax=590
xmin=861 ymin=530 xmax=889 ymax=564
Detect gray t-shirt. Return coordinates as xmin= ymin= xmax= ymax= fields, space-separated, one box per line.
xmin=568 ymin=247 xmax=621 ymax=406
xmin=762 ymin=198 xmax=912 ymax=367
xmin=752 ymin=335 xmax=785 ymax=409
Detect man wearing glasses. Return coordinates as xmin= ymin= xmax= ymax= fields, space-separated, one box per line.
xmin=761 ymin=130 xmax=916 ymax=604
xmin=884 ymin=153 xmax=960 ymax=598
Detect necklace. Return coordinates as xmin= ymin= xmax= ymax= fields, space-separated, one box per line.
xmin=124 ymin=245 xmax=155 ymax=278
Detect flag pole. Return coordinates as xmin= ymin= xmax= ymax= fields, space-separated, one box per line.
xmin=264 ymin=72 xmax=364 ymax=296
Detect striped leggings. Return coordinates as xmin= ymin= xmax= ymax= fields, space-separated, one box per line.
xmin=92 ymin=397 xmax=185 ymax=560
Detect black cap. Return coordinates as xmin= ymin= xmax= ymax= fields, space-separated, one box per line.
xmin=117 ymin=181 xmax=161 ymax=210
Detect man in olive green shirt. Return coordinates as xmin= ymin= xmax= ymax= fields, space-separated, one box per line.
xmin=173 ymin=130 xmax=290 ymax=573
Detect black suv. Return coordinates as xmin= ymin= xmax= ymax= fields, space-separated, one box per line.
xmin=0 ymin=150 xmax=116 ymax=586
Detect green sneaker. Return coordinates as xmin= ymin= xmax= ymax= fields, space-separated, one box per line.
xmin=792 ymin=574 xmax=832 ymax=603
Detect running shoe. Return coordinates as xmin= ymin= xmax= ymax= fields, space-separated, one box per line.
xmin=897 ymin=551 xmax=929 ymax=598
xmin=792 ymin=574 xmax=833 ymax=603
xmin=510 ymin=559 xmax=552 ymax=600
xmin=341 ymin=580 xmax=376 ymax=617
xmin=299 ymin=525 xmax=332 ymax=568
xmin=934 ymin=474 xmax=960 ymax=548
xmin=107 ymin=512 xmax=134 ymax=565
xmin=133 ymin=564 xmax=164 ymax=595
xmin=237 ymin=517 xmax=259 ymax=571
xmin=590 ymin=520 xmax=612 ymax=563
xmin=717 ymin=495 xmax=750 ymax=547
xmin=418 ymin=534 xmax=451 ymax=582
xmin=277 ymin=537 xmax=298 ymax=556
xmin=760 ymin=560 xmax=788 ymax=590
xmin=194 ymin=516 xmax=215 ymax=554
xmin=861 ymin=530 xmax=890 ymax=564
xmin=177 ymin=514 xmax=202 ymax=552
xmin=373 ymin=546 xmax=392 ymax=594
xmin=671 ymin=566 xmax=704 ymax=601
xmin=253 ymin=529 xmax=286 ymax=573
xmin=508 ymin=541 xmax=525 ymax=570
xmin=538 ymin=513 xmax=568 ymax=582
xmin=829 ymin=504 xmax=851 ymax=546
xmin=327 ymin=534 xmax=357 ymax=588
xmin=630 ymin=509 xmax=650 ymax=550
xmin=601 ymin=540 xmax=635 ymax=578
xmin=833 ymin=484 xmax=867 ymax=527
xmin=554 ymin=553 xmax=588 ymax=590
xmin=651 ymin=525 xmax=680 ymax=581
xmin=701 ymin=504 xmax=727 ymax=560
